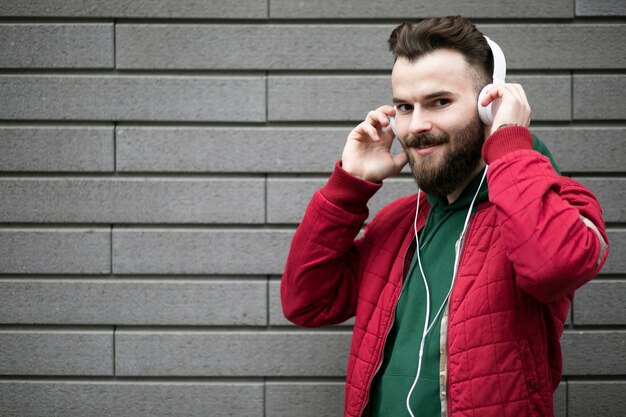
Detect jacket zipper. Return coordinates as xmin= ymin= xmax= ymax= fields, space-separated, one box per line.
xmin=358 ymin=237 xmax=417 ymax=417
xmin=444 ymin=218 xmax=473 ymax=417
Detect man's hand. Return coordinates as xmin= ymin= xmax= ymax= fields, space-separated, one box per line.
xmin=341 ymin=105 xmax=408 ymax=183
xmin=480 ymin=83 xmax=532 ymax=137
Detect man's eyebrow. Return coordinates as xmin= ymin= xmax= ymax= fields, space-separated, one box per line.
xmin=392 ymin=91 xmax=455 ymax=104
xmin=423 ymin=90 xmax=454 ymax=100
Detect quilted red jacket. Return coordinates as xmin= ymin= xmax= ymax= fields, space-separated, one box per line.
xmin=281 ymin=127 xmax=608 ymax=417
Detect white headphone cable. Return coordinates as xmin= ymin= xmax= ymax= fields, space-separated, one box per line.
xmin=405 ymin=188 xmax=430 ymax=417
xmin=406 ymin=165 xmax=488 ymax=417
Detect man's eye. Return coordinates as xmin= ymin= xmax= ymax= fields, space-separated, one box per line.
xmin=397 ymin=104 xmax=412 ymax=112
xmin=433 ymin=99 xmax=450 ymax=107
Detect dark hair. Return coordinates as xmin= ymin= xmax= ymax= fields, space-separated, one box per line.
xmin=388 ymin=16 xmax=492 ymax=91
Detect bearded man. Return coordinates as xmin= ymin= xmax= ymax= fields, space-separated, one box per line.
xmin=281 ymin=16 xmax=608 ymax=417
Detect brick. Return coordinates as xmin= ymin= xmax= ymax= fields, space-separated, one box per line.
xmin=267 ymin=177 xmax=415 ymax=224
xmin=576 ymin=0 xmax=626 ymax=16
xmin=0 ymin=126 xmax=114 ymax=172
xmin=0 ymin=178 xmax=264 ymax=224
xmin=268 ymin=75 xmax=570 ymax=122
xmin=554 ymin=381 xmax=566 ymax=417
xmin=116 ymin=126 xmax=349 ymax=173
xmin=113 ymin=229 xmax=293 ymax=274
xmin=561 ymin=331 xmax=626 ymax=375
xmin=0 ymin=75 xmax=265 ymax=122
xmin=0 ymin=228 xmax=110 ymax=274
xmin=603 ymin=230 xmax=625 ymax=274
xmin=574 ymin=178 xmax=625 ymax=223
xmin=0 ymin=24 xmax=113 ymax=68
xmin=269 ymin=280 xmax=290 ymax=326
xmin=573 ymin=280 xmax=626 ymax=325
xmin=533 ymin=127 xmax=625 ymax=173
xmin=0 ymin=279 xmax=266 ymax=326
xmin=479 ymin=25 xmax=626 ymax=70
xmin=568 ymin=381 xmax=626 ymax=417
xmin=268 ymin=75 xmax=389 ymax=122
xmin=115 ymin=330 xmax=351 ymax=376
xmin=266 ymin=382 xmax=344 ymax=417
xmin=269 ymin=280 xmax=354 ymax=327
xmin=267 ymin=179 xmax=324 ymax=225
xmin=0 ymin=381 xmax=263 ymax=417
xmin=0 ymin=0 xmax=267 ymax=18
xmin=117 ymin=24 xmax=392 ymax=70
xmin=269 ymin=0 xmax=572 ymax=18
xmin=268 ymin=75 xmax=378 ymax=122
xmin=574 ymin=75 xmax=626 ymax=120
xmin=0 ymin=330 xmax=113 ymax=375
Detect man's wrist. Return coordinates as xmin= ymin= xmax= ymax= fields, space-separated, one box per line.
xmin=482 ymin=126 xmax=533 ymax=164
xmin=496 ymin=123 xmax=518 ymax=131
xmin=320 ymin=161 xmax=382 ymax=213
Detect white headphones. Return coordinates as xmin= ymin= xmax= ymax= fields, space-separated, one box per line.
xmin=477 ymin=36 xmax=507 ymax=125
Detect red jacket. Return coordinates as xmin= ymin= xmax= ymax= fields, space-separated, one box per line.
xmin=281 ymin=127 xmax=608 ymax=417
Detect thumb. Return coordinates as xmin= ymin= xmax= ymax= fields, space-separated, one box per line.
xmin=392 ymin=152 xmax=409 ymax=175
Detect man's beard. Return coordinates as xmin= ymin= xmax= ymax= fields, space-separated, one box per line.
xmin=402 ymin=115 xmax=484 ymax=199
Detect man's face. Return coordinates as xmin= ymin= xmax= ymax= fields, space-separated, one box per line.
xmin=391 ymin=50 xmax=485 ymax=198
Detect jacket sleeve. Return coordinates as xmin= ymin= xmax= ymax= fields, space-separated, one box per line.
xmin=483 ymin=127 xmax=609 ymax=304
xmin=280 ymin=162 xmax=382 ymax=327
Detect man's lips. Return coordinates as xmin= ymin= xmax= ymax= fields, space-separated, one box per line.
xmin=411 ymin=143 xmax=443 ymax=155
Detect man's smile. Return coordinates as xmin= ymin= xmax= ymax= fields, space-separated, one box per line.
xmin=403 ymin=132 xmax=449 ymax=156
xmin=412 ymin=144 xmax=443 ymax=155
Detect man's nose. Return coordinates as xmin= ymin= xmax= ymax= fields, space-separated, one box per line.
xmin=408 ymin=109 xmax=433 ymax=136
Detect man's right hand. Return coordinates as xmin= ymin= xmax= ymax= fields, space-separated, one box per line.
xmin=341 ymin=105 xmax=408 ymax=183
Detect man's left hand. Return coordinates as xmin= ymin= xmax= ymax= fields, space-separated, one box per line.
xmin=480 ymin=83 xmax=532 ymax=137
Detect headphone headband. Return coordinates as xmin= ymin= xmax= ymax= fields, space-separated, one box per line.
xmin=484 ymin=36 xmax=506 ymax=83
xmin=477 ymin=36 xmax=507 ymax=125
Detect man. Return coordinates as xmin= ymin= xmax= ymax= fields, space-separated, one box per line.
xmin=281 ymin=16 xmax=608 ymax=417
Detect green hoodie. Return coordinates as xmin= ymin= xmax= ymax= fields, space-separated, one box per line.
xmin=368 ymin=136 xmax=558 ymax=416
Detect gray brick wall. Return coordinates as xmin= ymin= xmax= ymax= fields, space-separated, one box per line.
xmin=0 ymin=1 xmax=624 ymax=416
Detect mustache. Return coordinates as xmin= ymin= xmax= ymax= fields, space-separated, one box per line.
xmin=403 ymin=132 xmax=449 ymax=148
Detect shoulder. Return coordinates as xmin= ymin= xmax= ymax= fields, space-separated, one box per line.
xmin=375 ymin=194 xmax=417 ymax=220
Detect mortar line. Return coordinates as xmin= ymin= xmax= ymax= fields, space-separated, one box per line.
xmin=266 ymin=275 xmax=271 ymax=329
xmin=565 ymin=377 xmax=569 ymax=417
xmin=112 ymin=18 xmax=116 ymax=69
xmin=264 ymin=173 xmax=269 ymax=224
xmin=112 ymin=325 xmax=116 ymax=376
xmin=571 ymin=69 xmax=574 ymax=122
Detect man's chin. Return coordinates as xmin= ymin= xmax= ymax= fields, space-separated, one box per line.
xmin=408 ymin=146 xmax=444 ymax=168
xmin=409 ymin=158 xmax=443 ymax=181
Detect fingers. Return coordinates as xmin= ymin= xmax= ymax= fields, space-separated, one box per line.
xmin=392 ymin=151 xmax=409 ymax=174
xmin=352 ymin=105 xmax=396 ymax=142
xmin=481 ymin=83 xmax=523 ymax=106
xmin=365 ymin=105 xmax=396 ymax=127
xmin=357 ymin=120 xmax=382 ymax=142
xmin=481 ymin=83 xmax=532 ymax=128
xmin=342 ymin=105 xmax=402 ymax=182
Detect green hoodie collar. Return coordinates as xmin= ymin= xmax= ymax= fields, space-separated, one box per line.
xmin=426 ymin=166 xmax=489 ymax=212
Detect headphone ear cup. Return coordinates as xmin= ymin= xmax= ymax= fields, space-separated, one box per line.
xmin=477 ymin=84 xmax=494 ymax=125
